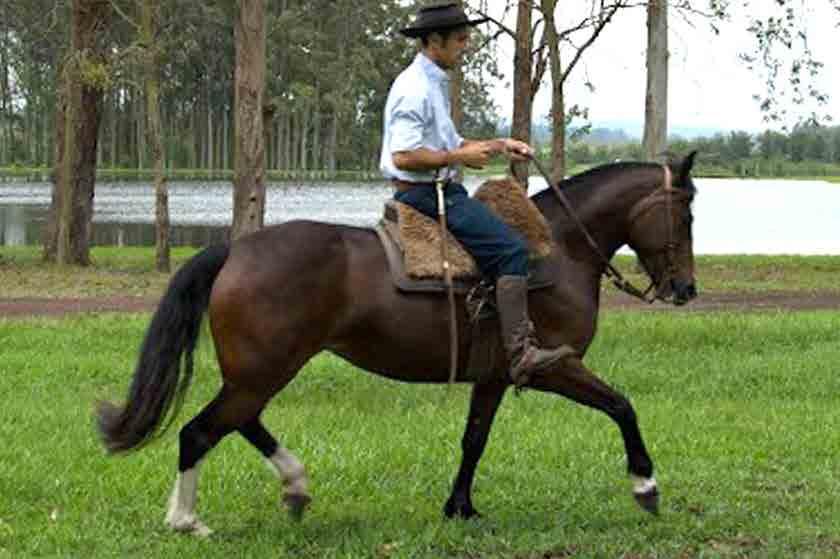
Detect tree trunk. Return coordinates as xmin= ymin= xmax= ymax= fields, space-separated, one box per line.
xmin=274 ymin=112 xmax=286 ymax=169
xmin=542 ymin=0 xmax=565 ymax=182
xmin=327 ymin=111 xmax=337 ymax=174
xmin=44 ymin=71 xmax=67 ymax=261
xmin=299 ymin=103 xmax=309 ymax=171
xmin=231 ymin=0 xmax=266 ymax=239
xmin=222 ymin=105 xmax=229 ymax=169
xmin=141 ymin=0 xmax=169 ymax=272
xmin=289 ymin=110 xmax=297 ymax=171
xmin=45 ymin=0 xmax=110 ymax=266
xmin=643 ymin=0 xmax=668 ymax=161
xmin=312 ymin=95 xmax=321 ymax=171
xmin=511 ymin=0 xmax=533 ymax=184
xmin=206 ymin=75 xmax=214 ymax=170
xmin=262 ymin=103 xmax=275 ymax=172
xmin=447 ymin=0 xmax=464 ymax=181
xmin=284 ymin=111 xmax=292 ymax=170
xmin=0 ymin=23 xmax=8 ymax=166
xmin=110 ymin=91 xmax=118 ymax=166
xmin=136 ymin=81 xmax=145 ymax=169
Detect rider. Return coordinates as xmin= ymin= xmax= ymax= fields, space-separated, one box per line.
xmin=380 ymin=2 xmax=568 ymax=387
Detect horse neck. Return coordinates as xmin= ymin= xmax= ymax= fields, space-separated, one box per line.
xmin=537 ymin=164 xmax=664 ymax=266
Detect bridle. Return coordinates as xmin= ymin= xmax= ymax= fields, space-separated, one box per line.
xmin=625 ymin=165 xmax=694 ymax=301
xmin=530 ymin=157 xmax=691 ymax=304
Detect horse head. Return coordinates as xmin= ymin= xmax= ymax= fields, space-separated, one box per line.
xmin=625 ymin=151 xmax=698 ymax=305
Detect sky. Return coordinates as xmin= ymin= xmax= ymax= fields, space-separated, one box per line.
xmin=485 ymin=1 xmax=840 ymax=136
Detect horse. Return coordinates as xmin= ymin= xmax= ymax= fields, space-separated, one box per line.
xmin=97 ymin=153 xmax=699 ymax=535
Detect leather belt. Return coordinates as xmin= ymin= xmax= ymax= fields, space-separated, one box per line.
xmin=391 ymin=178 xmax=448 ymax=192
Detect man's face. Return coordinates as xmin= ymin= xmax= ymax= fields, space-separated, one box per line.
xmin=428 ymin=27 xmax=470 ymax=70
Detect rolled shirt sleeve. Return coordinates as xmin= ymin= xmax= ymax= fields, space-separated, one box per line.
xmin=388 ymin=95 xmax=427 ymax=153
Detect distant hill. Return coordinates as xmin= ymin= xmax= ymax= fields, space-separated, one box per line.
xmin=502 ymin=118 xmax=731 ymax=144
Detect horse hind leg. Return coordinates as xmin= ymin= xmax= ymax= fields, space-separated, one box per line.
xmin=165 ymin=386 xmax=268 ymax=535
xmin=239 ymin=418 xmax=311 ymax=520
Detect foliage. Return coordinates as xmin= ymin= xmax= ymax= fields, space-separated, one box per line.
xmin=737 ymin=0 xmax=838 ymax=126
xmin=566 ymin=124 xmax=840 ymax=178
xmin=0 ymin=0 xmax=503 ymax=173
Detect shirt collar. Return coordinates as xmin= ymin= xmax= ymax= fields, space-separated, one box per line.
xmin=416 ymin=52 xmax=450 ymax=84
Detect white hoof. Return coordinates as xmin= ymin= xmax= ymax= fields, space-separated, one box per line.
xmin=630 ymin=474 xmax=658 ymax=495
xmin=166 ymin=514 xmax=213 ymax=537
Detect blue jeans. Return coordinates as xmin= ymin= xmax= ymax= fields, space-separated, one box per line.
xmin=394 ymin=182 xmax=528 ymax=281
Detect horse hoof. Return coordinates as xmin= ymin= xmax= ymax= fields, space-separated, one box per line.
xmin=443 ymin=500 xmax=481 ymax=520
xmin=634 ymin=488 xmax=659 ymax=515
xmin=283 ymin=492 xmax=312 ymax=521
xmin=166 ymin=516 xmax=213 ymax=537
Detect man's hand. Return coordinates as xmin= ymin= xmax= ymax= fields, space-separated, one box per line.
xmin=450 ymin=142 xmax=494 ymax=169
xmin=501 ymin=138 xmax=533 ymax=162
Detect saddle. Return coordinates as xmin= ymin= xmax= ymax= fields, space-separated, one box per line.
xmin=375 ymin=178 xmax=559 ymax=383
xmin=375 ymin=178 xmax=556 ymax=295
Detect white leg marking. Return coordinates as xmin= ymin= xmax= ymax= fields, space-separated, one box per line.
xmin=630 ymin=474 xmax=658 ymax=495
xmin=165 ymin=465 xmax=212 ymax=536
xmin=265 ymin=447 xmax=309 ymax=498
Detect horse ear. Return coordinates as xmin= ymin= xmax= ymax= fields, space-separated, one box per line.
xmin=679 ymin=151 xmax=698 ymax=185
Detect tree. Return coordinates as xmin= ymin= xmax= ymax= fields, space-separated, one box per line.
xmin=643 ymin=0 xmax=667 ymax=161
xmin=757 ymin=130 xmax=788 ymax=159
xmin=738 ymin=0 xmax=839 ymax=126
xmin=231 ymin=0 xmax=266 ymax=240
xmin=726 ymin=131 xmax=753 ymax=161
xmin=540 ymin=0 xmax=563 ymax=181
xmin=510 ymin=0 xmax=532 ymax=183
xmin=139 ymin=0 xmax=169 ymax=272
xmin=537 ymin=1 xmax=630 ymax=179
xmin=45 ymin=0 xmax=111 ymax=265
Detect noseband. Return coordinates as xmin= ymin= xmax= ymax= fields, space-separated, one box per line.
xmin=530 ymin=158 xmax=688 ymax=303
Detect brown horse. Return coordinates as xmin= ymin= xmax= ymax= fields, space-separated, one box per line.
xmin=97 ymin=154 xmax=698 ymax=535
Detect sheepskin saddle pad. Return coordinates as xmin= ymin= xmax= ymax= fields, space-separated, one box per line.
xmin=375 ymin=178 xmax=556 ymax=293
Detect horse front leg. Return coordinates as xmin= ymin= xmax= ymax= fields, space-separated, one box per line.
xmin=444 ymin=381 xmax=508 ymax=519
xmin=527 ymin=357 xmax=659 ymax=514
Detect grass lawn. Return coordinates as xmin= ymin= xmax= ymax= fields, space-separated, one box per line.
xmin=1 ymin=310 xmax=838 ymax=557
xmin=2 ymin=246 xmax=839 ymax=300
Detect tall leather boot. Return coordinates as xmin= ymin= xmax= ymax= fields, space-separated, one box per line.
xmin=496 ymin=275 xmax=569 ymax=387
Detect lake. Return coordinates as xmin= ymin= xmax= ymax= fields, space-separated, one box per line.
xmin=1 ymin=177 xmax=838 ymax=254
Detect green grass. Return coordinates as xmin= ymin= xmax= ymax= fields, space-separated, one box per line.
xmin=0 ymin=246 xmax=199 ymax=298
xmin=1 ymin=311 xmax=839 ymax=557
xmin=3 ymin=246 xmax=838 ymax=300
xmin=609 ymin=254 xmax=840 ymax=294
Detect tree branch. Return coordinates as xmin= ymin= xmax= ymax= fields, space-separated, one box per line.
xmin=560 ymin=1 xmax=629 ymax=83
xmin=472 ymin=9 xmax=516 ymax=39
xmin=111 ymin=0 xmax=140 ymax=32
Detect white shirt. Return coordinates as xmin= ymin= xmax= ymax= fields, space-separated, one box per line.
xmin=379 ymin=52 xmax=464 ymax=182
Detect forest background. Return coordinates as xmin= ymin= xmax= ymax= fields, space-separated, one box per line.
xmin=2 ymin=0 xmax=839 ymax=181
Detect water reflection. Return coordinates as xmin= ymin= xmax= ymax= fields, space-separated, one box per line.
xmin=0 ymin=204 xmax=230 ymax=247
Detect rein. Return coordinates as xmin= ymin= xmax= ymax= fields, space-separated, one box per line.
xmin=529 ymin=157 xmax=679 ymax=304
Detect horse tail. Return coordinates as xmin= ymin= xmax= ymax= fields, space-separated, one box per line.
xmin=96 ymin=243 xmax=230 ymax=454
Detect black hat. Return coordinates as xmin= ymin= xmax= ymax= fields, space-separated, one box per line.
xmin=399 ymin=3 xmax=489 ymax=38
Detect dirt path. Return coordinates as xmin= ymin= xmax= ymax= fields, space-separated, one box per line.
xmin=1 ymin=291 xmax=837 ymax=318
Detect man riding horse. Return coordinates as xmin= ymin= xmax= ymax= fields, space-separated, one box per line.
xmin=381 ymin=2 xmax=568 ymax=387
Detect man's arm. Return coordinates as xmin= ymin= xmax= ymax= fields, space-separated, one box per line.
xmin=393 ymin=138 xmax=533 ymax=172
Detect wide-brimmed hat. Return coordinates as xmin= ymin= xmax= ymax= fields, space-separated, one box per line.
xmin=399 ymin=3 xmax=489 ymax=38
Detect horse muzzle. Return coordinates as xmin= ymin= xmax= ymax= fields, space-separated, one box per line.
xmin=670 ymin=279 xmax=697 ymax=306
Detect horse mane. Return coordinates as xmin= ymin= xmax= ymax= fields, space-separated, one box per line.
xmin=531 ymin=161 xmax=656 ymax=204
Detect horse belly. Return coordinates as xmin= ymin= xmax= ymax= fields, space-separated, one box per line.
xmin=327 ymin=288 xmax=500 ymax=383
